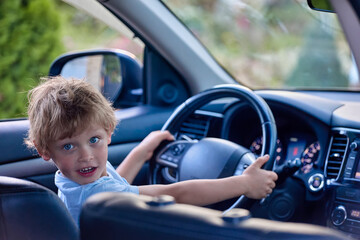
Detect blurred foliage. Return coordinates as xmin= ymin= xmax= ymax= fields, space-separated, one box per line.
xmin=0 ymin=0 xmax=64 ymax=119
xmin=58 ymin=2 xmax=143 ymax=58
xmin=286 ymin=21 xmax=347 ymax=88
xmin=0 ymin=0 xmax=135 ymax=119
xmin=58 ymin=3 xmax=121 ymax=51
xmin=164 ymin=0 xmax=351 ymax=89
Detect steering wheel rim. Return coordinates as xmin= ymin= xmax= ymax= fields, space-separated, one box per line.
xmin=150 ymin=84 xmax=277 ymax=208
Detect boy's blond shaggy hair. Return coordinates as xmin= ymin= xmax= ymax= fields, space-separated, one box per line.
xmin=25 ymin=76 xmax=117 ymax=154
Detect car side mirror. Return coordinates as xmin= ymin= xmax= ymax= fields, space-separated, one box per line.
xmin=307 ymin=0 xmax=334 ymax=13
xmin=49 ymin=49 xmax=143 ymax=108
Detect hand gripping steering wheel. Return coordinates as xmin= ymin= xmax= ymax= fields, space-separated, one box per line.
xmin=149 ymin=84 xmax=277 ymax=211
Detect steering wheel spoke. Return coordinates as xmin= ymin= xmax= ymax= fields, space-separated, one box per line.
xmin=157 ymin=157 xmax=179 ymax=169
xmin=234 ymin=152 xmax=257 ymax=176
xmin=155 ymin=141 xmax=194 ymax=169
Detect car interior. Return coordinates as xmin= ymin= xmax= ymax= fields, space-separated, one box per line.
xmin=1 ymin=0 xmax=360 ymax=239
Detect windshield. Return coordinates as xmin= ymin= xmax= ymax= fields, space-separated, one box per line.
xmin=163 ymin=0 xmax=359 ymax=91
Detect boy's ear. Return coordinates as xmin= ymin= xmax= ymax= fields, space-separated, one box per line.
xmin=34 ymin=141 xmax=51 ymax=161
xmin=40 ymin=152 xmax=51 ymax=161
xmin=107 ymin=132 xmax=112 ymax=145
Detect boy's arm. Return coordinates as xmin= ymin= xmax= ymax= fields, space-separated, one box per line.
xmin=139 ymin=177 xmax=249 ymax=206
xmin=139 ymin=155 xmax=278 ymax=206
xmin=116 ymin=131 xmax=174 ymax=184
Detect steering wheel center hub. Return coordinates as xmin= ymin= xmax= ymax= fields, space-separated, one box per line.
xmin=179 ymin=138 xmax=249 ymax=181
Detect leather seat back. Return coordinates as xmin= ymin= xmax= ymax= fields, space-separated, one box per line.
xmin=80 ymin=192 xmax=349 ymax=240
xmin=0 ymin=176 xmax=79 ymax=240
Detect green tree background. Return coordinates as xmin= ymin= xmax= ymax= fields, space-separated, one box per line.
xmin=0 ymin=0 xmax=64 ymax=119
xmin=0 ymin=0 xmax=132 ymax=119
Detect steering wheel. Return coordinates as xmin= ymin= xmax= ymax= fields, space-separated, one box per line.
xmin=150 ymin=84 xmax=277 ymax=209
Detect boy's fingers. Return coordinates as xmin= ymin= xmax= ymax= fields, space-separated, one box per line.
xmin=268 ymin=178 xmax=277 ymax=195
xmin=271 ymin=172 xmax=278 ymax=181
xmin=162 ymin=130 xmax=175 ymax=140
xmin=167 ymin=133 xmax=175 ymax=141
xmin=252 ymin=154 xmax=270 ymax=168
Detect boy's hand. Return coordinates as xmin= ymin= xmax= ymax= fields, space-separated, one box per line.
xmin=117 ymin=130 xmax=174 ymax=183
xmin=242 ymin=155 xmax=278 ymax=199
xmin=135 ymin=130 xmax=174 ymax=163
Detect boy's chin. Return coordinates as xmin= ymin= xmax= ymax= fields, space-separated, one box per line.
xmin=75 ymin=178 xmax=98 ymax=185
xmin=71 ymin=174 xmax=99 ymax=185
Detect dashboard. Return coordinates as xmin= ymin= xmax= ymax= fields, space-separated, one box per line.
xmin=326 ymin=128 xmax=360 ymax=239
xmin=221 ymin=101 xmax=328 ymax=196
xmin=173 ymin=90 xmax=360 ymax=239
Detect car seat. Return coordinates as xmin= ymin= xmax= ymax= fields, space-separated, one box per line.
xmin=80 ymin=192 xmax=350 ymax=240
xmin=0 ymin=176 xmax=79 ymax=240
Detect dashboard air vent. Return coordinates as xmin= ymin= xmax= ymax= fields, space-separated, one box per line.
xmin=178 ymin=114 xmax=211 ymax=140
xmin=326 ymin=133 xmax=348 ymax=179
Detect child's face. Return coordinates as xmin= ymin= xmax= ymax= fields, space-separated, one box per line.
xmin=42 ymin=123 xmax=112 ymax=185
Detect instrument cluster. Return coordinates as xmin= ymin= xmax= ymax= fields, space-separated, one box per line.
xmin=249 ymin=134 xmax=320 ymax=175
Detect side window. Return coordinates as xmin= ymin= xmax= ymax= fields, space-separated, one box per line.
xmin=0 ymin=0 xmax=144 ymax=120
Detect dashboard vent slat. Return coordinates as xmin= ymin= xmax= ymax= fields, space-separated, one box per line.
xmin=326 ymin=133 xmax=348 ymax=180
xmin=178 ymin=114 xmax=211 ymax=140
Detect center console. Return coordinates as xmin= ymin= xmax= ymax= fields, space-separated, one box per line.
xmin=326 ymin=128 xmax=360 ymax=239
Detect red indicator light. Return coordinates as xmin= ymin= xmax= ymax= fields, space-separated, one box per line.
xmin=293 ymin=147 xmax=298 ymax=156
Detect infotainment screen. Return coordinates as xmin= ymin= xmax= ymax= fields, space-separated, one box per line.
xmin=355 ymin=159 xmax=360 ymax=179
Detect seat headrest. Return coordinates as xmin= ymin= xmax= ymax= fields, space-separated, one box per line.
xmin=80 ymin=192 xmax=349 ymax=240
xmin=0 ymin=176 xmax=79 ymax=240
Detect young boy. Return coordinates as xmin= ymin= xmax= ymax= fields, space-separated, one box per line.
xmin=25 ymin=76 xmax=277 ymax=224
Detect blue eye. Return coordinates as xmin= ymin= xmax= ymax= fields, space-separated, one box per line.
xmin=63 ymin=144 xmax=73 ymax=151
xmin=90 ymin=137 xmax=99 ymax=144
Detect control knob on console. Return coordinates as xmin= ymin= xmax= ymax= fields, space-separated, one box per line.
xmin=331 ymin=205 xmax=347 ymax=226
xmin=350 ymin=141 xmax=358 ymax=151
xmin=308 ymin=173 xmax=324 ymax=192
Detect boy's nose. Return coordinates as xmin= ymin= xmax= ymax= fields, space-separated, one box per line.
xmin=78 ymin=146 xmax=93 ymax=162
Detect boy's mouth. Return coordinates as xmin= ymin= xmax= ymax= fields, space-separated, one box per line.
xmin=78 ymin=167 xmax=96 ymax=176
